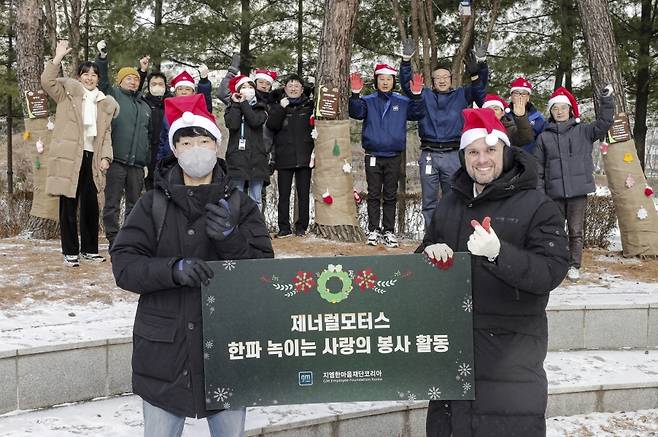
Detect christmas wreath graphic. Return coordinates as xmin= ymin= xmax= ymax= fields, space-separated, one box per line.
xmin=262 ymin=264 xmax=413 ymax=303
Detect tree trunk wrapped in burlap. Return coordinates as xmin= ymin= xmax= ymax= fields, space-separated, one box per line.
xmin=603 ymin=139 xmax=658 ymax=257
xmin=25 ymin=117 xmax=58 ymax=221
xmin=311 ymin=120 xmax=364 ymax=242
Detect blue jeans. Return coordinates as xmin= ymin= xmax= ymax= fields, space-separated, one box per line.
xmin=419 ymin=149 xmax=460 ymax=229
xmin=143 ymin=400 xmax=246 ymax=437
xmin=233 ymin=179 xmax=264 ymax=211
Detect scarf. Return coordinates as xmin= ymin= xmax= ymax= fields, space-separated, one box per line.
xmin=82 ymin=87 xmax=100 ymax=139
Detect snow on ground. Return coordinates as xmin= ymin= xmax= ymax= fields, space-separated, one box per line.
xmin=0 ymin=395 xmax=656 ymax=436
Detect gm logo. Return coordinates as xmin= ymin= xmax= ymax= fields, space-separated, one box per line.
xmin=298 ymin=371 xmax=313 ymax=386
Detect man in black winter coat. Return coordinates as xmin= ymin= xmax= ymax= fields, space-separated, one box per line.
xmin=266 ymin=74 xmax=315 ymax=238
xmin=419 ymin=108 xmax=569 ymax=437
xmin=110 ymin=94 xmax=273 ymax=437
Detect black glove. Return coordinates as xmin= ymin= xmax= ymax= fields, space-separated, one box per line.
xmin=464 ymin=51 xmax=479 ymax=77
xmin=402 ymin=37 xmax=416 ymax=60
xmin=601 ymin=84 xmax=613 ymax=98
xmin=228 ymin=53 xmax=240 ymax=75
xmin=206 ymin=194 xmax=241 ymax=241
xmin=172 ymin=258 xmax=214 ymax=287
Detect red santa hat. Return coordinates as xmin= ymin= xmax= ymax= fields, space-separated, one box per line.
xmin=482 ymin=94 xmax=510 ymax=113
xmin=171 ymin=71 xmax=196 ymax=92
xmin=374 ymin=63 xmax=398 ymax=76
xmin=165 ymin=94 xmax=222 ymax=152
xmin=460 ymin=108 xmax=510 ymax=150
xmin=547 ymin=86 xmax=580 ymax=122
xmin=228 ymin=75 xmax=255 ymax=93
xmin=254 ymin=69 xmax=277 ymax=84
xmin=509 ymin=76 xmax=533 ymax=94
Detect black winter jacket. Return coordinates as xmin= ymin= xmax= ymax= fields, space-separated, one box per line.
xmin=419 ymin=149 xmax=569 ymax=337
xmin=534 ymin=95 xmax=614 ymax=199
xmin=266 ymin=95 xmax=315 ymax=170
xmin=224 ymin=100 xmax=270 ymax=182
xmin=110 ymin=156 xmax=274 ymax=418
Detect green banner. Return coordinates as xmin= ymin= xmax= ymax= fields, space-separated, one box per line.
xmin=202 ymin=253 xmax=474 ymax=409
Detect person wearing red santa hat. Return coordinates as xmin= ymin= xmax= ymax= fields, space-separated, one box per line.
xmin=349 ymin=63 xmax=426 ymax=247
xmin=154 ymin=67 xmax=214 ymax=162
xmin=419 ymin=107 xmax=568 ymax=437
xmin=507 ymin=76 xmax=546 ymax=154
xmin=482 ymin=93 xmax=534 ymax=148
xmin=224 ymin=75 xmax=270 ymax=210
xmin=534 ymin=85 xmax=615 ymax=281
xmin=110 ymin=93 xmax=273 ymax=437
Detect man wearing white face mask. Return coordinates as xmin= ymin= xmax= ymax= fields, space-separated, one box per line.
xmin=224 ymin=75 xmax=270 ymax=210
xmin=110 ymin=93 xmax=273 ymax=437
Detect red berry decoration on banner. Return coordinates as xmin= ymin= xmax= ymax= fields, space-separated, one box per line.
xmin=645 ymin=185 xmax=654 ymax=197
xmin=293 ymin=271 xmax=316 ymax=293
xmin=355 ymin=268 xmax=378 ymax=290
xmin=428 ymin=255 xmax=454 ymax=270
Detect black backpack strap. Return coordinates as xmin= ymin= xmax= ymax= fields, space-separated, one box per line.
xmin=152 ymin=189 xmax=169 ymax=245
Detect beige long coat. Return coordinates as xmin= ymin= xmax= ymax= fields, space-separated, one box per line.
xmin=41 ymin=61 xmax=119 ymax=199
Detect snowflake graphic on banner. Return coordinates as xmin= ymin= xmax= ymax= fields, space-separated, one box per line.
xmin=463 ymin=382 xmax=472 ymax=394
xmin=462 ymin=296 xmax=473 ymax=312
xmin=407 ymin=393 xmax=417 ymax=401
xmin=355 ymin=267 xmax=378 ymax=290
xmin=427 ymin=387 xmax=442 ymax=400
xmin=206 ymin=295 xmax=215 ymax=305
xmin=212 ymin=387 xmax=233 ymax=403
xmin=222 ymin=260 xmax=236 ymax=271
xmin=458 ymin=363 xmax=471 ymax=377
xmin=293 ymin=271 xmax=316 ymax=293
xmin=205 ymin=340 xmax=214 ymax=350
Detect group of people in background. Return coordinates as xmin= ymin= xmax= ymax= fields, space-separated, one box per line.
xmin=348 ymin=38 xmax=614 ymax=283
xmin=41 ymin=36 xmax=613 ymax=281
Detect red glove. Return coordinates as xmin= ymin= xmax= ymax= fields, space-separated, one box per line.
xmin=410 ymin=72 xmax=424 ymax=95
xmin=350 ymin=72 xmax=364 ymax=93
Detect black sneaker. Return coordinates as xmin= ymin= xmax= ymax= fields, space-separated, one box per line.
xmin=294 ymin=230 xmax=306 ymax=237
xmin=80 ymin=252 xmax=106 ymax=263
xmin=276 ymin=230 xmax=292 ymax=239
xmin=64 ymin=255 xmax=80 ymax=267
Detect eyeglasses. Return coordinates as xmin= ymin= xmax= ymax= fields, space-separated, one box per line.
xmin=511 ymin=91 xmax=530 ymax=97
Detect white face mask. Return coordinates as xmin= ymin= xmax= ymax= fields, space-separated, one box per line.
xmin=176 ymin=146 xmax=217 ymax=178
xmin=150 ymin=85 xmax=166 ymax=97
xmin=240 ymin=87 xmax=256 ymax=101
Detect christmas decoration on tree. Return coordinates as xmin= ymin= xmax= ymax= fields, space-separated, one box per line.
xmin=638 ymin=206 xmax=648 ymax=220
xmin=332 ymin=140 xmax=341 ymax=157
xmin=599 ymin=142 xmax=609 ymax=155
xmin=322 ymin=189 xmax=333 ymax=205
xmin=23 ymin=131 xmax=30 ymax=141
xmin=36 ymin=138 xmax=44 ymax=154
xmin=46 ymin=117 xmax=55 ymax=130
xmin=625 ymin=174 xmax=635 ymax=188
xmin=623 ymin=152 xmax=633 ymax=163
xmin=34 ymin=157 xmax=41 ymax=169
xmin=342 ymin=160 xmax=352 ymax=173
xmin=353 ymin=189 xmax=362 ymax=205
xmin=644 ymin=185 xmax=654 ymax=197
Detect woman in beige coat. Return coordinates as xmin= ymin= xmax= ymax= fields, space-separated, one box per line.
xmin=41 ymin=40 xmax=118 ymax=267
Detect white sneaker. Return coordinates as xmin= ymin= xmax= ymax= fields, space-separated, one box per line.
xmin=382 ymin=231 xmax=399 ymax=248
xmin=567 ymin=267 xmax=580 ymax=281
xmin=367 ymin=230 xmax=380 ymax=246
xmin=80 ymin=252 xmax=106 ymax=263
xmin=64 ymin=255 xmax=80 ymax=267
